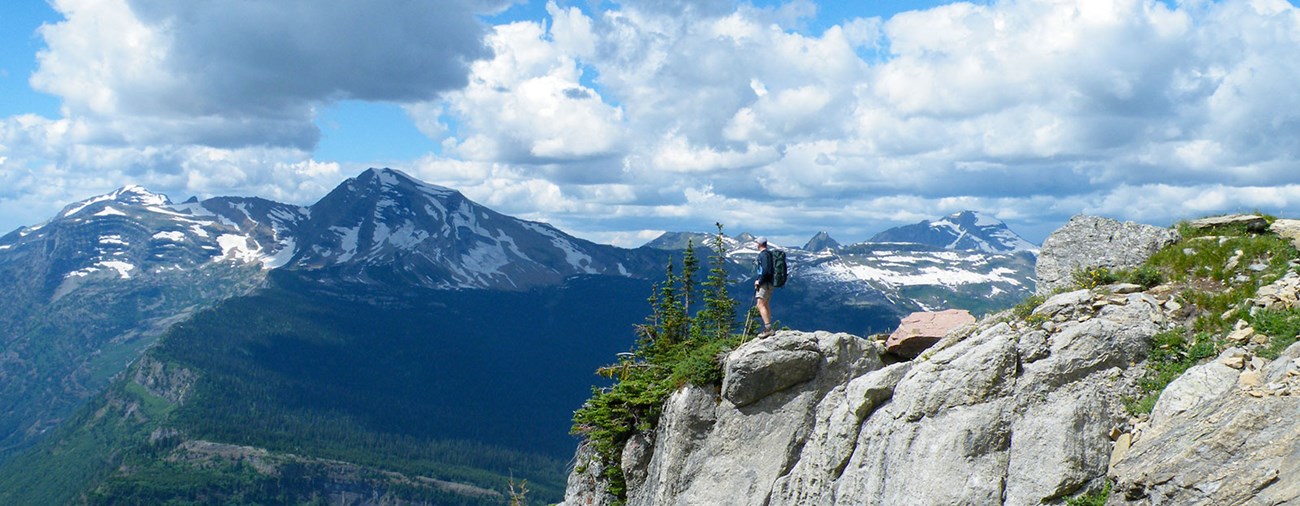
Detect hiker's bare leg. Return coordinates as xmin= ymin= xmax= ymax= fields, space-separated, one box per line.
xmin=756 ymin=295 xmax=771 ymax=328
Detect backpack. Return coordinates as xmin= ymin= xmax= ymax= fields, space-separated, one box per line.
xmin=772 ymin=249 xmax=788 ymax=288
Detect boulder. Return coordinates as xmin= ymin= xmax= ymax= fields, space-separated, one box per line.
xmin=1270 ymin=218 xmax=1300 ymax=249
xmin=1035 ymin=215 xmax=1180 ymax=295
xmin=885 ymin=309 xmax=976 ymax=358
xmin=722 ymin=333 xmax=824 ymax=407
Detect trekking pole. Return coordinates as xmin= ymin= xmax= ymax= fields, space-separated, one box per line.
xmin=741 ymin=287 xmax=755 ymax=343
xmin=742 ymin=304 xmax=753 ymax=343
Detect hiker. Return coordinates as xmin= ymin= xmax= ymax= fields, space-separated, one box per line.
xmin=754 ymin=237 xmax=775 ymax=338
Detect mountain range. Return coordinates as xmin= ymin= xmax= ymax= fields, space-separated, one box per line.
xmin=0 ymin=168 xmax=1039 ymax=504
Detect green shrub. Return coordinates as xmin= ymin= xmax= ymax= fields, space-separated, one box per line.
xmin=1073 ymin=267 xmax=1119 ymax=290
xmin=1125 ymin=330 xmax=1218 ymax=415
xmin=1065 ymin=480 xmax=1111 ymax=506
xmin=1125 ymin=265 xmax=1164 ymax=289
xmin=1011 ymin=294 xmax=1045 ymax=321
xmin=1247 ymin=307 xmax=1300 ymax=359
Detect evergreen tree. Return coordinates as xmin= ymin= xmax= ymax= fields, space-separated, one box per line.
xmin=572 ymin=224 xmax=743 ymax=505
xmin=681 ymin=240 xmax=699 ymax=316
xmin=698 ymin=223 xmax=738 ymax=342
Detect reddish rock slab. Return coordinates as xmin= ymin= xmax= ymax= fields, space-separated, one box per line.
xmin=886 ymin=309 xmax=976 ymax=358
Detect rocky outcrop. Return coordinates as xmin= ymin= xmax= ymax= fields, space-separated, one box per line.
xmin=1109 ymin=272 xmax=1300 ymax=505
xmin=1271 ymin=218 xmax=1300 ymax=250
xmin=625 ymin=331 xmax=881 ymax=506
xmin=132 ymin=355 xmax=197 ymax=404
xmin=885 ymin=309 xmax=976 ymax=358
xmin=1036 ymin=215 xmax=1179 ymax=295
xmin=564 ymin=288 xmax=1175 ymax=505
xmin=1187 ymin=214 xmax=1269 ymax=232
xmin=1109 ymin=343 xmax=1300 ymax=505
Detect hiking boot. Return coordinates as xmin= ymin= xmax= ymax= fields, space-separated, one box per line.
xmin=758 ymin=328 xmax=775 ymax=338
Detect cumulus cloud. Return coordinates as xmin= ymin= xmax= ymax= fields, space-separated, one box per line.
xmin=7 ymin=0 xmax=1300 ymax=248
xmin=30 ymin=0 xmax=503 ymax=150
xmin=423 ymin=0 xmax=1300 ymax=246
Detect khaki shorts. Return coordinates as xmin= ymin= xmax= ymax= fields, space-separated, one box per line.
xmin=755 ymin=282 xmax=773 ymax=301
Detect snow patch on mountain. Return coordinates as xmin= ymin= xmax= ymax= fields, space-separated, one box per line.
xmin=98 ymin=260 xmax=136 ymax=279
xmin=62 ymin=195 xmax=113 ymax=217
xmin=811 ymin=257 xmax=1022 ymax=289
xmin=94 ymin=207 xmax=128 ymax=217
xmin=66 ymin=260 xmax=137 ymax=280
xmin=373 ymin=221 xmax=429 ymax=250
xmin=263 ymin=239 xmax=296 ymax=269
xmin=332 ymin=226 xmax=360 ymax=262
xmin=113 ymin=185 xmax=170 ymax=207
xmin=153 ymin=231 xmax=186 ymax=242
xmin=461 ymin=242 xmax=512 ymax=278
xmin=99 ymin=235 xmax=129 ymax=246
xmin=215 ymin=234 xmax=266 ymax=264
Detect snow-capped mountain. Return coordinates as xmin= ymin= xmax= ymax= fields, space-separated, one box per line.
xmin=0 ymin=186 xmax=294 ymax=455
xmin=1 ymin=185 xmax=303 ymax=297
xmin=289 ymin=168 xmax=660 ymax=289
xmin=869 ymin=211 xmax=1038 ymax=253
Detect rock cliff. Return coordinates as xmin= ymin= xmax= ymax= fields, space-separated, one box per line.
xmin=563 ymin=214 xmax=1300 ymax=505
xmin=1109 ymin=269 xmax=1300 ymax=504
xmin=565 ymin=287 xmax=1177 ymax=504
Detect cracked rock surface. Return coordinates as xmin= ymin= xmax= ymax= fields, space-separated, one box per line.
xmin=564 ymin=287 xmax=1171 ymax=505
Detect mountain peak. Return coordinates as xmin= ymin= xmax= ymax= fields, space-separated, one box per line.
xmin=110 ymin=185 xmax=171 ymax=206
xmin=58 ymin=185 xmax=172 ymax=218
xmin=941 ymin=210 xmax=1001 ymax=229
xmin=804 ymin=231 xmax=841 ymax=252
xmin=356 ymin=168 xmax=457 ymax=198
xmin=870 ymin=211 xmax=1037 ymax=253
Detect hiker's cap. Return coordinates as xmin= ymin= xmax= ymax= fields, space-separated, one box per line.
xmin=755 ymin=236 xmax=768 ymax=246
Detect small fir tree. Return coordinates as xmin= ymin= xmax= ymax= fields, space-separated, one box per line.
xmin=572 ymin=224 xmax=742 ymax=505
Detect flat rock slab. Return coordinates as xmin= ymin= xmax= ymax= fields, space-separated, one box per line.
xmin=886 ymin=309 xmax=975 ymax=359
xmin=1188 ymin=214 xmax=1268 ymax=232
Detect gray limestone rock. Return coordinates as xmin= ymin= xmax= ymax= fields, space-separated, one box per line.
xmin=564 ymin=288 xmax=1165 ymax=506
xmin=561 ymin=441 xmax=617 ymax=506
xmin=1110 ymin=345 xmax=1300 ymax=504
xmin=1146 ymin=356 xmax=1238 ymax=423
xmin=629 ymin=332 xmax=881 ymax=506
xmin=1035 ymin=216 xmax=1179 ymax=295
xmin=722 ymin=332 xmax=824 ymax=407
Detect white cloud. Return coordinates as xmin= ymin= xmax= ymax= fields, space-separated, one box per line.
xmin=429 ymin=12 xmax=627 ymax=164
xmin=30 ymin=0 xmax=501 ymax=150
xmin=6 ymin=0 xmax=1300 ymax=248
xmin=330 ymin=0 xmax=1300 ymax=244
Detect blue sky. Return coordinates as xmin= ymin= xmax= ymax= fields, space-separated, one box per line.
xmin=3 ymin=0 xmax=1300 ymax=247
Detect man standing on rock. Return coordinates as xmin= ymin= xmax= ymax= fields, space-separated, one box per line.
xmin=754 ymin=237 xmax=775 ymax=338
